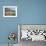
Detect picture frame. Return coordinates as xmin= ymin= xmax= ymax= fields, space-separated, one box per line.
xmin=3 ymin=6 xmax=17 ymax=17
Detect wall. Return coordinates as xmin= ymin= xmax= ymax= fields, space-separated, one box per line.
xmin=0 ymin=0 xmax=46 ymax=44
xmin=19 ymin=0 xmax=46 ymax=24
xmin=0 ymin=0 xmax=18 ymax=44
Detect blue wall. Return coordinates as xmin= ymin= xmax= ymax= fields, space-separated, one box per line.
xmin=0 ymin=0 xmax=46 ymax=44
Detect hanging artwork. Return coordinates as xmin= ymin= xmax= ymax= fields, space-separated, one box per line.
xmin=3 ymin=6 xmax=17 ymax=17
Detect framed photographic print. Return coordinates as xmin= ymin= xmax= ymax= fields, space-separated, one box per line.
xmin=3 ymin=6 xmax=17 ymax=17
